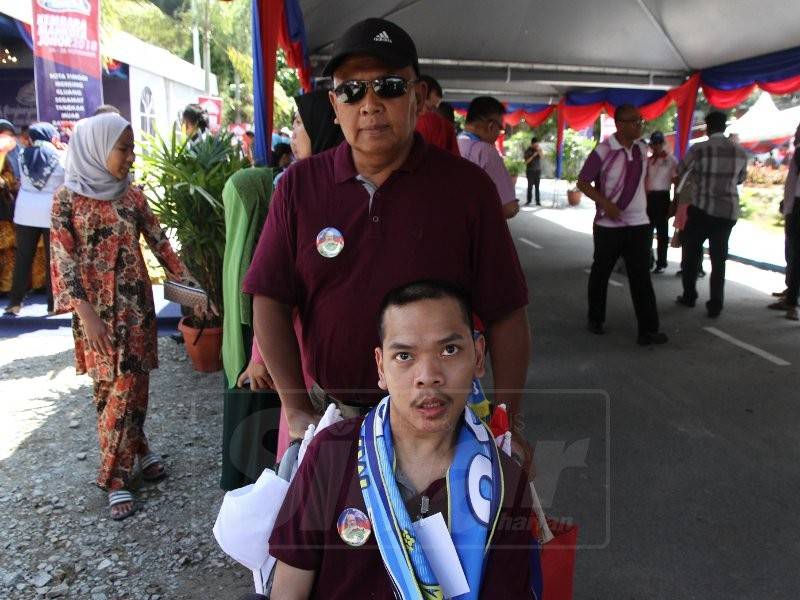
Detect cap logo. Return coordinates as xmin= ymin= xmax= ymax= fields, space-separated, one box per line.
xmin=373 ymin=30 xmax=392 ymax=43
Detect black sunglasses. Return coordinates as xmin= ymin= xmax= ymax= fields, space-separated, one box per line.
xmin=333 ymin=76 xmax=417 ymax=104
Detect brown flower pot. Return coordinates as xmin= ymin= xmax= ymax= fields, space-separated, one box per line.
xmin=178 ymin=316 xmax=223 ymax=373
xmin=567 ymin=189 xmax=582 ymax=206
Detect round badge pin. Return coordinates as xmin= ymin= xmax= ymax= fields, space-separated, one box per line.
xmin=316 ymin=227 xmax=344 ymax=258
xmin=337 ymin=507 xmax=372 ymax=547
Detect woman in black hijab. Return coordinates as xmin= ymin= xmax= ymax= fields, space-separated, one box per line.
xmin=292 ymin=89 xmax=344 ymax=157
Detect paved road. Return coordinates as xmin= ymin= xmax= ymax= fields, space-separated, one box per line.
xmin=508 ymin=201 xmax=799 ymax=599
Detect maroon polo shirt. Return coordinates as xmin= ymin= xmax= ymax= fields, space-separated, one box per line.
xmin=268 ymin=418 xmax=536 ymax=599
xmin=242 ymin=133 xmax=528 ymax=406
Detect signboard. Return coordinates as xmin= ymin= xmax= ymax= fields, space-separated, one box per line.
xmin=31 ymin=0 xmax=103 ymax=125
xmin=198 ymin=95 xmax=223 ymax=133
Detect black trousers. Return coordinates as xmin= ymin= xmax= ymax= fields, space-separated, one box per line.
xmin=526 ymin=170 xmax=541 ymax=205
xmin=9 ymin=224 xmax=52 ymax=311
xmin=646 ymin=190 xmax=671 ymax=268
xmin=588 ymin=224 xmax=660 ymax=334
xmin=680 ymin=205 xmax=736 ymax=311
xmin=784 ymin=199 xmax=800 ymax=305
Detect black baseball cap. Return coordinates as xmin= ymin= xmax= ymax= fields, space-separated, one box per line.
xmin=322 ymin=18 xmax=419 ymax=78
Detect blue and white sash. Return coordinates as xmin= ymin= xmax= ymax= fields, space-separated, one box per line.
xmin=358 ymin=396 xmax=504 ymax=599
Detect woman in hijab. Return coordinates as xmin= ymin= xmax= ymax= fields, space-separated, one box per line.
xmin=222 ymin=89 xmax=344 ymax=488
xmin=50 ymin=113 xmax=211 ymax=520
xmin=4 ymin=123 xmax=64 ymax=315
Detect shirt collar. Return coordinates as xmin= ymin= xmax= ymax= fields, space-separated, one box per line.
xmin=710 ymin=132 xmax=727 ymax=139
xmin=333 ymin=132 xmax=428 ymax=184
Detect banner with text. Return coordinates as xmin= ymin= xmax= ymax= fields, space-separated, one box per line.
xmin=32 ymin=0 xmax=103 ymax=125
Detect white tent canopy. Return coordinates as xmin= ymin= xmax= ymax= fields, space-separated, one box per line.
xmin=300 ymin=0 xmax=800 ymax=104
xmin=728 ymin=93 xmax=800 ymax=144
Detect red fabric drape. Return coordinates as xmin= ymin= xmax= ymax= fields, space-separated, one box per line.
xmin=760 ymin=74 xmax=800 ymax=95
xmin=256 ymin=0 xmax=282 ymax=161
xmin=702 ymin=83 xmax=756 ymax=108
xmin=276 ymin=0 xmax=311 ymax=90
xmin=504 ymin=106 xmax=556 ymax=128
xmin=561 ymin=103 xmax=604 ymax=130
xmin=670 ymin=73 xmax=701 ymax=159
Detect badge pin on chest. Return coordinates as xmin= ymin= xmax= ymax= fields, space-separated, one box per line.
xmin=337 ymin=507 xmax=372 ymax=547
xmin=316 ymin=227 xmax=344 ymax=258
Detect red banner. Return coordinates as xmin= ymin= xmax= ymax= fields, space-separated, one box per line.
xmin=199 ymin=95 xmax=224 ymax=133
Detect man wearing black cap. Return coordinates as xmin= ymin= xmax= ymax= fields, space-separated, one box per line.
xmin=243 ymin=19 xmax=530 ymax=442
xmin=645 ymin=131 xmax=677 ymax=274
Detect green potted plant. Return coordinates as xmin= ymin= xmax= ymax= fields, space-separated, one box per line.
xmin=503 ymin=156 xmax=525 ymax=186
xmin=555 ymin=130 xmax=596 ymax=206
xmin=139 ymin=129 xmax=249 ymax=371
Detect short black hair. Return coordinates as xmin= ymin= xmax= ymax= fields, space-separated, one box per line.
xmin=270 ymin=143 xmax=292 ymax=167
xmin=705 ymin=111 xmax=727 ymax=134
xmin=436 ymin=101 xmax=455 ymax=124
xmin=182 ymin=103 xmax=209 ymax=131
xmin=377 ymin=280 xmax=474 ymax=343
xmin=93 ymin=104 xmax=121 ymax=116
xmin=465 ymin=96 xmax=505 ymax=123
xmin=419 ymin=74 xmax=443 ymax=98
xmin=530 ymin=137 xmax=539 ymax=144
xmin=614 ymin=104 xmax=639 ymax=121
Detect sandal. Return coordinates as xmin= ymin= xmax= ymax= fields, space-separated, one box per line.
xmin=108 ymin=489 xmax=137 ymax=521
xmin=140 ymin=453 xmax=167 ymax=481
xmin=3 ymin=305 xmax=20 ymax=316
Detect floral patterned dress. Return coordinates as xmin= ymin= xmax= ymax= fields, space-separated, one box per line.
xmin=50 ymin=185 xmax=197 ymax=381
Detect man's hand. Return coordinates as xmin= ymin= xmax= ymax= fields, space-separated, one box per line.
xmin=511 ymin=435 xmax=535 ymax=479
xmin=602 ymin=199 xmax=622 ymax=220
xmin=285 ymin=406 xmax=321 ymax=440
xmin=502 ymin=200 xmax=520 ymax=219
xmin=236 ymin=360 xmax=275 ymax=390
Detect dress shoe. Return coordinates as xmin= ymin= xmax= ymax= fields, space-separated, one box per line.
xmin=637 ymin=331 xmax=668 ymax=345
xmin=652 ymin=266 xmax=665 ymax=274
xmin=768 ymin=300 xmax=790 ymax=310
xmin=706 ymin=301 xmax=721 ymax=318
xmin=772 ymin=288 xmax=788 ymax=298
xmin=587 ymin=321 xmax=605 ymax=335
xmin=786 ymin=307 xmax=798 ymax=321
xmin=675 ymin=295 xmax=696 ymax=307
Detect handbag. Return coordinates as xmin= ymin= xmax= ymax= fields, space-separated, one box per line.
xmin=163 ymin=280 xmax=209 ymax=307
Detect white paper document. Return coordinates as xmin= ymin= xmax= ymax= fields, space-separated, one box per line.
xmin=411 ymin=512 xmax=470 ymax=599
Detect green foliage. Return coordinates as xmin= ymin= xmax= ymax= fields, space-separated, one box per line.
xmin=103 ymin=0 xmax=302 ymax=128
xmin=505 ymin=129 xmax=532 ymax=161
xmin=138 ymin=130 xmax=250 ymax=319
xmin=554 ymin=129 xmax=596 ymax=183
xmin=503 ymin=156 xmax=525 ymax=177
xmin=739 ymin=186 xmax=785 ymax=229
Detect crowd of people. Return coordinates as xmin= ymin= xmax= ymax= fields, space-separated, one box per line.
xmin=1 ymin=13 xmax=798 ymax=600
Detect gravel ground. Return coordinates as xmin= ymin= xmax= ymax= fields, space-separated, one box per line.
xmin=0 ymin=336 xmax=255 ymax=600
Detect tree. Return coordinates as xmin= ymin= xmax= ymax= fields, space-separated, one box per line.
xmin=102 ymin=0 xmax=301 ymax=128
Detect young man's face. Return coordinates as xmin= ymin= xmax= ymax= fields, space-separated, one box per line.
xmin=376 ymin=297 xmax=485 ymax=435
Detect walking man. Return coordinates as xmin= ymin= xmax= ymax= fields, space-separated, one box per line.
xmin=577 ymin=104 xmax=667 ymax=345
xmin=645 ymin=131 xmax=677 ymax=273
xmin=675 ymin=111 xmax=747 ymax=318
